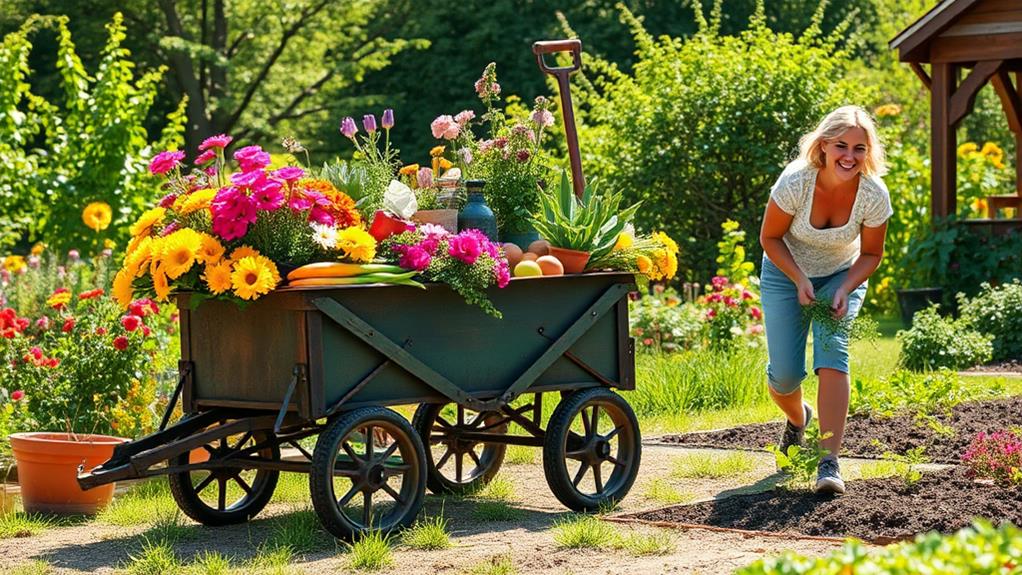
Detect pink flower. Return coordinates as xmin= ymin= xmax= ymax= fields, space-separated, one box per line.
xmin=339 ymin=117 xmax=358 ymax=138
xmin=272 ymin=166 xmax=305 ymax=181
xmin=62 ymin=318 xmax=75 ymax=333
xmin=113 ymin=336 xmax=129 ymax=351
xmin=398 ymin=245 xmax=432 ymax=271
xmin=130 ymin=298 xmax=159 ymax=318
xmin=416 ymin=167 xmax=433 ymax=189
xmin=290 ymin=190 xmax=323 ymax=212
xmin=160 ymin=221 xmax=180 ymax=236
xmin=159 ymin=193 xmax=178 ymax=208
xmin=750 ymin=306 xmax=762 ymax=320
xmin=532 ymin=108 xmax=555 ymax=128
xmin=308 ymin=206 xmax=335 ymax=226
xmin=448 ymin=231 xmax=483 ymax=264
xmin=121 ymin=315 xmax=142 ymax=332
xmin=194 ymin=149 xmax=217 ymax=165
xmin=431 ymin=115 xmax=461 ymax=140
xmin=11 ymin=390 xmax=23 ymax=401
xmin=643 ymin=338 xmax=654 ymax=346
xmin=230 ymin=169 xmax=266 ymax=188
xmin=68 ymin=250 xmax=80 ymax=262
xmin=705 ymin=309 xmax=717 ymax=320
xmin=35 ymin=316 xmax=50 ymax=330
xmin=253 ymin=185 xmax=284 ymax=211
xmin=199 ymin=134 xmax=233 ymax=151
xmin=96 ymin=327 xmax=107 ymax=336
xmin=454 ymin=110 xmax=476 ymax=125
xmin=742 ymin=290 xmax=754 ymax=300
xmin=233 ymin=145 xmax=271 ymax=172
xmin=724 ymin=296 xmax=737 ymax=308
xmin=29 ymin=346 xmax=43 ymax=361
xmin=149 ymin=150 xmax=185 ymax=175
xmin=711 ymin=276 xmax=728 ymax=291
xmin=495 ymin=259 xmax=510 ymax=288
xmin=516 ymin=150 xmax=530 ymax=163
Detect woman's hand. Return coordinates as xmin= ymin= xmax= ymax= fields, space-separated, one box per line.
xmin=796 ymin=277 xmax=816 ymax=306
xmin=831 ymin=287 xmax=849 ymax=318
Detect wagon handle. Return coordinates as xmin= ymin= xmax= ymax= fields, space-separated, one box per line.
xmin=533 ymin=39 xmax=585 ymax=198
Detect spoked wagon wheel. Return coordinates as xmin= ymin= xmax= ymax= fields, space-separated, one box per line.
xmin=543 ymin=387 xmax=641 ymax=512
xmin=412 ymin=403 xmax=507 ymax=495
xmin=310 ymin=407 xmax=426 ymax=539
xmin=168 ymin=426 xmax=280 ymax=525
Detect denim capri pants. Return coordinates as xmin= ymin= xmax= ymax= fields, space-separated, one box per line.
xmin=760 ymin=256 xmax=867 ymax=395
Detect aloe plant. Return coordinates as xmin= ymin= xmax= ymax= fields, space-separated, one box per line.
xmin=530 ymin=172 xmax=641 ymax=261
xmin=321 ymin=160 xmax=370 ymax=205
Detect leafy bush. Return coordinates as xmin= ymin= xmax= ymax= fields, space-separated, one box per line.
xmin=572 ymin=3 xmax=865 ymax=281
xmin=962 ymin=430 xmax=1022 ymax=487
xmin=958 ymin=280 xmax=1022 ymax=361
xmin=0 ymin=14 xmax=183 ymax=252
xmin=738 ymin=520 xmax=1022 ymax=575
xmin=849 ymin=368 xmax=978 ymax=418
xmin=766 ymin=426 xmax=830 ymax=489
xmin=629 ymin=287 xmax=703 ymax=353
xmin=897 ymin=306 xmax=993 ymax=371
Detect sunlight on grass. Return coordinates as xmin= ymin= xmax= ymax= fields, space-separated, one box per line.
xmin=466 ymin=554 xmax=517 ymax=575
xmin=642 ymin=478 xmax=697 ymax=505
xmin=0 ymin=512 xmax=53 ymax=539
xmin=344 ymin=529 xmax=394 ymax=571
xmin=271 ymin=472 xmax=308 ymax=504
xmin=670 ymin=451 xmax=757 ymax=479
xmin=248 ymin=544 xmax=294 ymax=573
xmin=7 ymin=561 xmax=53 ymax=575
xmin=552 ymin=514 xmax=619 ymax=549
xmin=614 ymin=529 xmax=675 ymax=556
xmin=402 ymin=513 xmax=452 ymax=550
xmin=847 ymin=460 xmax=904 ymax=481
xmin=187 ymin=550 xmax=233 ymax=575
xmin=469 ymin=475 xmax=521 ymax=521
xmin=98 ymin=479 xmax=178 ymax=526
xmin=503 ymin=444 xmax=536 ymax=465
xmin=123 ymin=538 xmax=181 ymax=575
xmin=264 ymin=506 xmax=332 ymax=554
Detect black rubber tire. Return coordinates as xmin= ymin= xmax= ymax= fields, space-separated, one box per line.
xmin=412 ymin=402 xmax=507 ymax=495
xmin=168 ymin=427 xmax=280 ymax=526
xmin=310 ymin=407 xmax=427 ymax=540
xmin=542 ymin=387 xmax=641 ymax=512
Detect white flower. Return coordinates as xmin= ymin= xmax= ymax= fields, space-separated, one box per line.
xmin=384 ymin=179 xmax=418 ymax=219
xmin=311 ymin=223 xmax=337 ymax=250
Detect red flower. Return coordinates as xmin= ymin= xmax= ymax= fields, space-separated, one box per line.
xmin=78 ymin=288 xmax=105 ymax=300
xmin=705 ymin=309 xmax=717 ymax=320
xmin=141 ymin=325 xmax=152 ymax=337
xmin=112 ymin=336 xmax=129 ymax=351
xmin=121 ymin=315 xmax=142 ymax=332
xmin=29 ymin=346 xmax=43 ymax=360
xmin=129 ymin=298 xmax=159 ymax=318
xmin=47 ymin=357 xmax=59 ymax=368
xmin=62 ymin=318 xmax=76 ymax=333
xmin=750 ymin=306 xmax=762 ymax=320
xmin=11 ymin=390 xmax=24 ymax=401
xmin=96 ymin=327 xmax=108 ymax=336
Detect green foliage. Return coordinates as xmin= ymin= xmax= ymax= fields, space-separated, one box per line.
xmin=401 ymin=513 xmax=452 ymax=550
xmin=629 ymin=287 xmax=703 ymax=353
xmin=880 ymin=446 xmax=928 ymax=489
xmin=7 ymin=561 xmax=53 ymax=575
xmin=850 ymin=368 xmax=977 ymax=418
xmin=897 ymin=307 xmax=993 ymax=372
xmin=530 ymin=171 xmax=641 ymax=256
xmin=642 ymin=478 xmax=696 ymax=505
xmin=466 ymin=555 xmax=517 ymax=575
xmin=614 ymin=530 xmax=675 ymax=556
xmin=320 ymin=160 xmax=371 ymax=207
xmin=552 ymin=514 xmax=619 ymax=549
xmin=123 ymin=538 xmax=182 ymax=575
xmin=737 ymin=520 xmax=1022 ymax=575
xmin=958 ymin=280 xmax=1022 ymax=361
xmin=344 ymin=529 xmax=394 ymax=571
xmin=670 ymin=451 xmax=756 ymax=479
xmin=572 ymin=2 xmax=866 ymax=281
xmin=766 ymin=426 xmax=830 ymax=489
xmin=0 ymin=512 xmax=53 ymax=539
xmin=0 ymin=14 xmax=183 ymax=252
xmin=96 ymin=479 xmax=177 ymax=527
xmin=716 ymin=220 xmax=756 ymax=288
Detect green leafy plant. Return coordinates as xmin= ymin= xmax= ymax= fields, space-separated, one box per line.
xmin=766 ymin=427 xmax=831 ymax=489
xmin=958 ymin=279 xmax=1022 ymax=361
xmin=529 ymin=171 xmax=641 ymax=257
xmin=552 ymin=514 xmax=619 ymax=549
xmin=716 ymin=220 xmax=757 ymax=289
xmin=629 ymin=287 xmax=704 ymax=353
xmin=849 ymin=368 xmax=974 ymax=418
xmin=320 ymin=160 xmax=371 ymax=207
xmin=880 ymin=447 xmax=929 ymax=489
xmin=897 ymin=306 xmax=993 ymax=371
xmin=401 ymin=513 xmax=452 ymax=551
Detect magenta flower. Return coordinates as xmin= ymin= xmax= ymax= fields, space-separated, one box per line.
xmin=253 ymin=185 xmax=285 ymax=211
xmin=272 ymin=166 xmax=305 ymax=181
xmin=363 ymin=114 xmax=378 ymax=133
xmin=448 ymin=231 xmax=483 ymax=264
xmin=233 ymin=145 xmax=271 ymax=172
xmin=149 ymin=150 xmax=185 ymax=175
xmin=495 ymin=259 xmax=510 ymax=288
xmin=382 ymin=109 xmax=394 ymax=129
xmin=416 ymin=167 xmax=433 ymax=189
xmin=35 ymin=316 xmax=50 ymax=330
xmin=340 ymin=117 xmax=358 ymax=138
xmin=230 ymin=169 xmax=267 ymax=188
xmin=711 ymin=276 xmax=729 ymax=291
xmin=431 ymin=115 xmax=460 ymax=140
xmin=290 ymin=189 xmax=324 ymax=212
xmin=199 ymin=134 xmax=233 ymax=151
xmin=531 ymin=108 xmax=555 ymax=128
xmin=194 ymin=149 xmax=217 ymax=165
xmin=160 ymin=221 xmax=180 ymax=236
xmin=516 ymin=150 xmax=531 ymax=163
xmin=454 ymin=110 xmax=475 ymax=125
xmin=68 ymin=249 xmax=80 ymax=262
xmin=308 ymin=206 xmax=335 ymax=226
xmin=398 ymin=245 xmax=432 ymax=271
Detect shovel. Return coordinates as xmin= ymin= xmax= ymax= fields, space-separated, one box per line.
xmin=532 ymin=39 xmax=585 ymax=198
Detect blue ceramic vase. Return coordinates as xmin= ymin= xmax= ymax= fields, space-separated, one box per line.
xmin=457 ymin=180 xmax=498 ymax=242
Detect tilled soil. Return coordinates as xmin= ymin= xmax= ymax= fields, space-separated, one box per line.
xmin=628 ymin=466 xmax=1022 ymax=543
xmin=653 ymin=396 xmax=1022 ymax=463
xmin=963 ymin=359 xmax=1022 ymax=374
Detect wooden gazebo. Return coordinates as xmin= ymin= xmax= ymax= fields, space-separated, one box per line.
xmin=891 ymin=0 xmax=1022 ymax=232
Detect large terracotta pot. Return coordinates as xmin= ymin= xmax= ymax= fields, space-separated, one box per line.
xmin=9 ymin=432 xmax=128 ymax=515
xmin=548 ymin=246 xmax=591 ymax=274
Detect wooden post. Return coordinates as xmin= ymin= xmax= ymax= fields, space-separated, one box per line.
xmin=931 ymin=62 xmax=957 ymax=219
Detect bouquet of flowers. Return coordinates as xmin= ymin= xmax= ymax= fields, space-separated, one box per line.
xmin=382 ymin=225 xmax=510 ymax=318
xmin=587 ymin=225 xmax=680 ymax=286
xmin=114 ymin=135 xmax=370 ymax=306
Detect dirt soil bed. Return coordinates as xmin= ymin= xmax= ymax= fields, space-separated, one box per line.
xmin=963 ymin=359 xmax=1022 ymax=375
xmin=627 ymin=466 xmax=1021 ymax=543
xmin=654 ymin=396 xmax=1022 ymax=463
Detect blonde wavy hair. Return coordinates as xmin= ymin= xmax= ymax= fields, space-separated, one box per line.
xmin=798 ymin=105 xmax=886 ymax=177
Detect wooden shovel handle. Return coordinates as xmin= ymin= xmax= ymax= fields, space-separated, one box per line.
xmin=532 ymin=39 xmax=582 ymax=74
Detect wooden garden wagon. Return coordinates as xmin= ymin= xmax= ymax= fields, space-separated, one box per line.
xmin=78 ymin=273 xmax=642 ymax=539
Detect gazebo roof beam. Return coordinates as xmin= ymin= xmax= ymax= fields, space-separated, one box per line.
xmin=949 ymin=60 xmax=1003 ymax=126
xmin=890 ymin=0 xmax=980 ymax=62
xmin=991 ymin=70 xmax=1022 ymax=133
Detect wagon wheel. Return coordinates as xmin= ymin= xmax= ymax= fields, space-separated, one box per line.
xmin=168 ymin=426 xmax=280 ymax=526
xmin=310 ymin=407 xmax=426 ymax=539
xmin=543 ymin=387 xmax=641 ymax=512
xmin=412 ymin=403 xmax=508 ymax=495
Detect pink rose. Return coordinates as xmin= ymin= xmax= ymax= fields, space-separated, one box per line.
xmin=149 ymin=150 xmax=185 ymax=175
xmin=430 ymin=115 xmax=460 ymax=140
xmin=454 ymin=110 xmax=476 ymax=125
xmin=198 ymin=134 xmax=233 ymax=151
xmin=398 ymin=245 xmax=432 ymax=271
xmin=448 ymin=232 xmax=483 ymax=265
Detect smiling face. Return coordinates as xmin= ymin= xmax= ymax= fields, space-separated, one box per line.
xmin=821 ymin=126 xmax=868 ymax=183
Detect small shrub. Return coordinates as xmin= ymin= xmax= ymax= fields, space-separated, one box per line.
xmin=552 ymin=514 xmax=618 ymax=549
xmin=670 ymin=452 xmax=756 ymax=479
xmin=962 ymin=430 xmax=1022 ymax=486
xmin=897 ymin=306 xmax=993 ymax=371
xmin=849 ymin=368 xmax=972 ymax=418
xmin=345 ymin=529 xmax=394 ymax=571
xmin=958 ymin=280 xmax=1022 ymax=361
xmin=766 ymin=427 xmax=830 ymax=489
xmin=880 ymin=447 xmax=929 ymax=488
xmin=402 ymin=514 xmax=452 ymax=550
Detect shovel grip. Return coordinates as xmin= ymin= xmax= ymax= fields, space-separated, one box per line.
xmin=532 ymin=39 xmax=582 ymax=75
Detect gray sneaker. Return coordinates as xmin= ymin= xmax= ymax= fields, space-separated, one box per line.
xmin=815 ymin=456 xmax=846 ymax=494
xmin=779 ymin=403 xmax=813 ymax=454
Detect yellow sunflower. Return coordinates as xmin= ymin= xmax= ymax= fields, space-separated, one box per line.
xmin=637 ymin=255 xmax=652 ymax=275
xmin=160 ymin=229 xmax=202 ymax=280
xmin=113 ymin=267 xmax=135 ymax=307
xmin=30 ymin=243 xmax=45 ymax=256
xmin=399 ymin=164 xmax=420 ymax=176
xmin=175 ymin=189 xmax=218 ymax=216
xmin=3 ymin=255 xmax=26 ymax=273
xmin=230 ymin=256 xmax=277 ymax=300
xmin=82 ymin=202 xmax=113 ymax=232
xmin=614 ymin=232 xmax=634 ymax=251
xmin=197 ymin=233 xmax=225 ymax=264
xmin=123 ymin=236 xmax=153 ymax=278
xmin=229 ymin=246 xmax=260 ymax=262
xmin=337 ymin=227 xmax=376 ymax=263
xmin=152 ymin=264 xmax=172 ymax=301
xmin=130 ymin=207 xmax=167 ymax=238
xmin=202 ymin=261 xmax=233 ymax=295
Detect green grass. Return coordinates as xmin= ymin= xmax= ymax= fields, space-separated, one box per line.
xmin=466 ymin=555 xmax=517 ymax=575
xmin=670 ymin=451 xmax=757 ymax=479
xmin=264 ymin=507 xmax=332 ymax=554
xmin=248 ymin=544 xmax=295 ymax=574
xmin=615 ymin=530 xmax=675 ymax=556
xmin=271 ymin=472 xmax=309 ymax=504
xmin=642 ymin=478 xmax=697 ymax=505
xmin=401 ymin=513 xmax=452 ymax=550
xmin=123 ymin=538 xmax=182 ymax=575
xmin=552 ymin=514 xmax=619 ymax=549
xmin=849 ymin=460 xmax=906 ymax=481
xmin=7 ymin=561 xmax=53 ymax=575
xmin=0 ymin=512 xmax=53 ymax=539
xmin=344 ymin=529 xmax=394 ymax=571
xmin=503 ymin=444 xmax=536 ymax=465
xmin=469 ymin=476 xmax=522 ymax=521
xmin=98 ymin=479 xmax=178 ymax=526
xmin=187 ymin=551 xmax=233 ymax=575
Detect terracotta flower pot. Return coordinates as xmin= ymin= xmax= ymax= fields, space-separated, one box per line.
xmin=548 ymin=246 xmax=591 ymax=274
xmin=411 ymin=209 xmax=458 ymax=234
xmin=9 ymin=432 xmax=128 ymax=515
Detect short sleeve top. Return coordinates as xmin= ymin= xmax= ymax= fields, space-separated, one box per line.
xmin=769 ymin=159 xmax=893 ymax=278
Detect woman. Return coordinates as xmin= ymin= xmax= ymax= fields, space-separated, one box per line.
xmin=758 ymin=105 xmax=892 ymax=494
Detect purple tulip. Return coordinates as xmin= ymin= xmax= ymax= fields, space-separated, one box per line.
xmin=340 ymin=117 xmax=358 ymax=138
xmin=382 ymin=109 xmax=394 ymax=129
xmin=363 ymin=114 xmax=377 ymax=133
